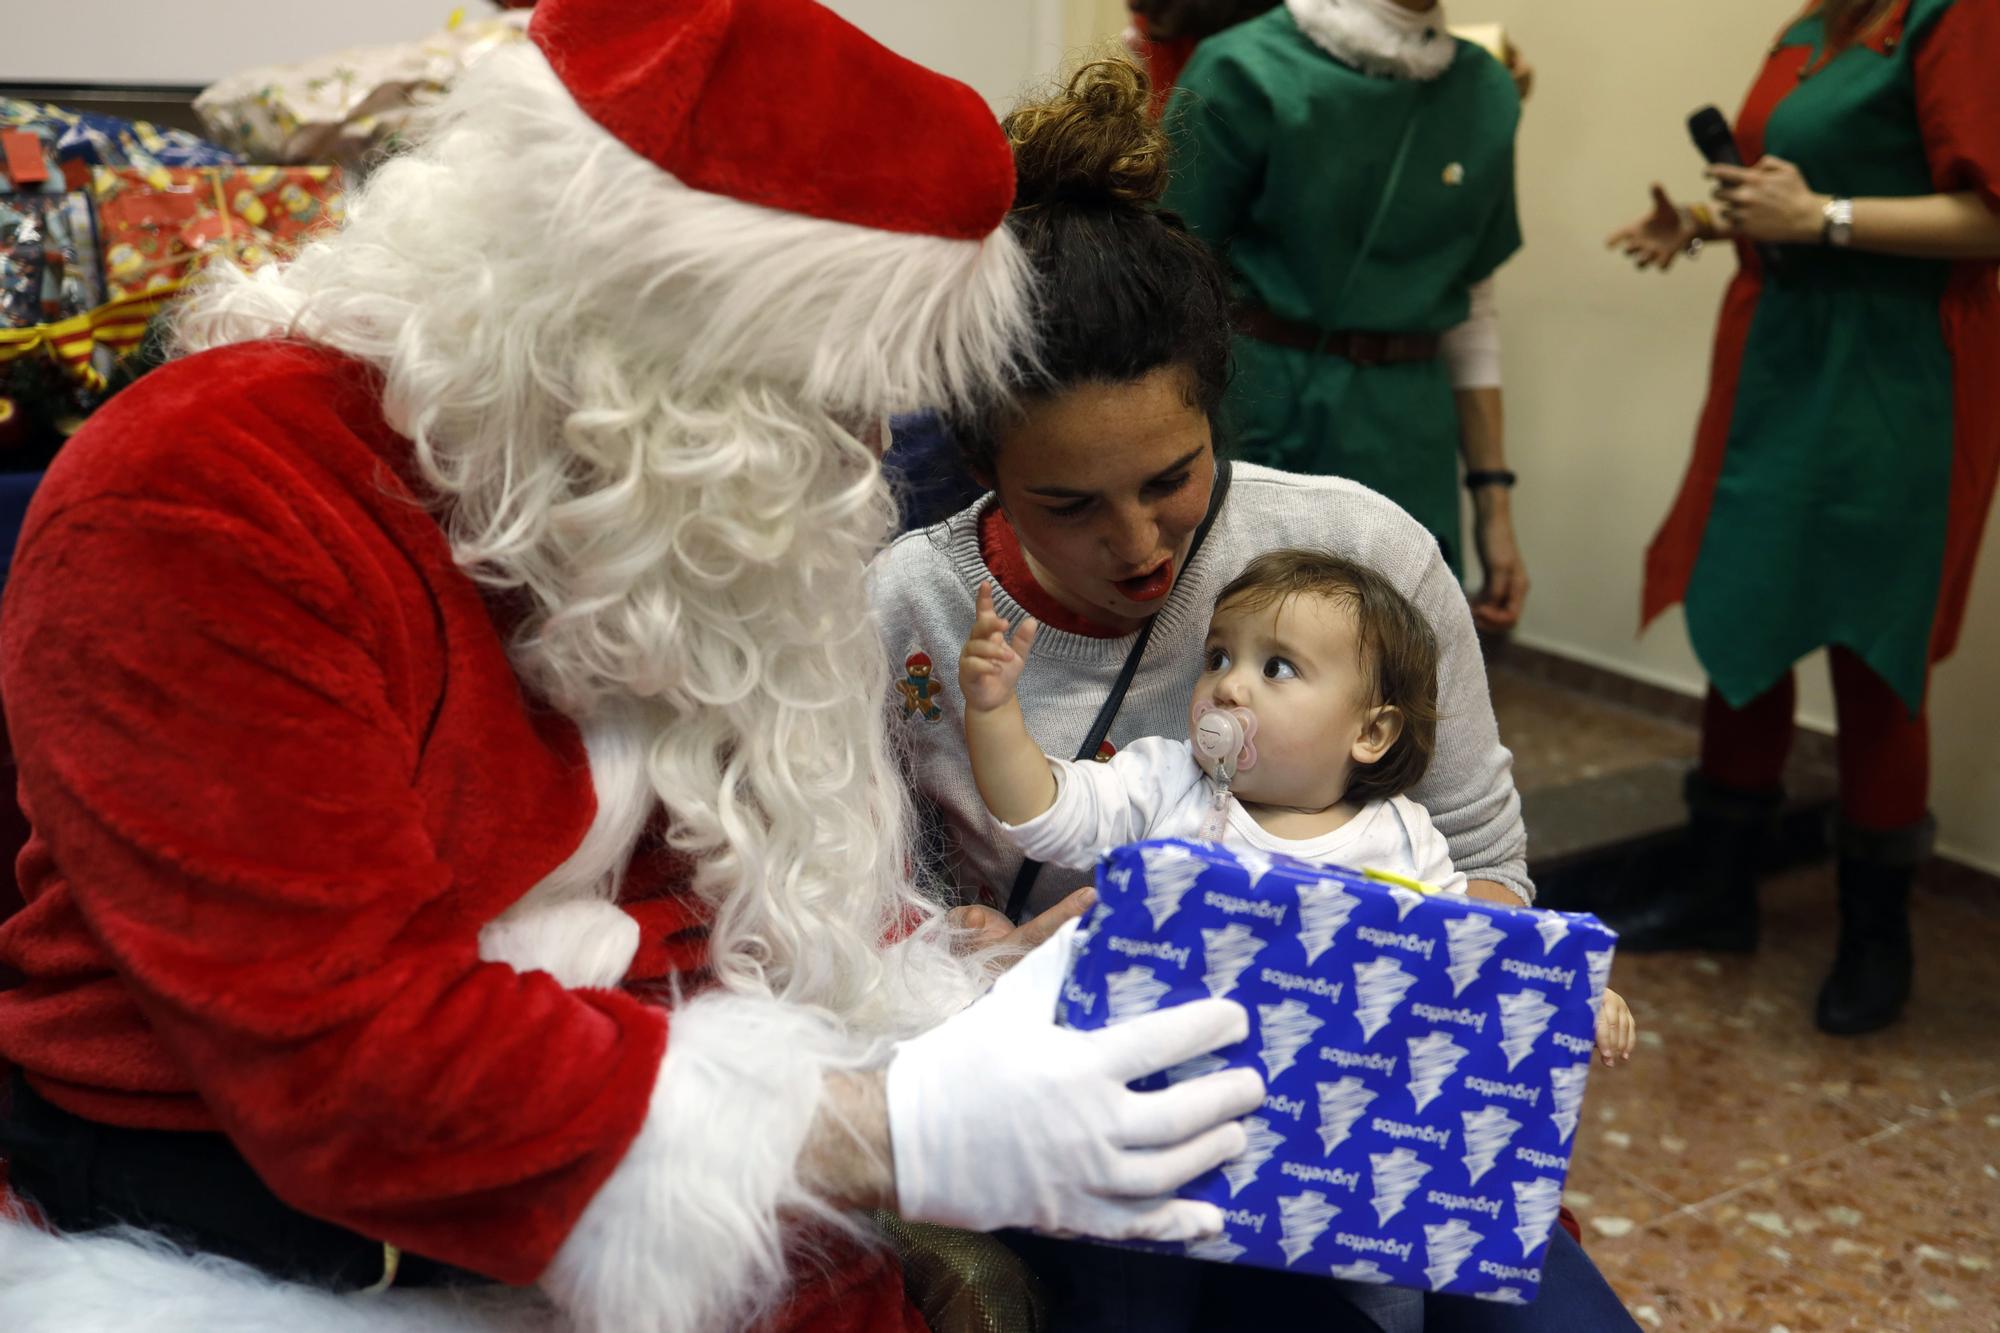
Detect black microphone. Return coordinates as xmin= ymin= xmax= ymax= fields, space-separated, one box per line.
xmin=1688 ymin=105 xmax=1785 ymax=277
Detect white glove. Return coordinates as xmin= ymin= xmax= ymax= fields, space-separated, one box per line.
xmin=886 ymin=919 xmax=1264 ymax=1241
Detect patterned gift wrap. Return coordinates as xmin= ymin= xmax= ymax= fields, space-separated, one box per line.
xmin=1 ymin=193 xmax=103 ymax=329
xmin=192 ymin=11 xmax=531 ymax=173
xmin=3 ymin=96 xmax=240 ymax=186
xmin=91 ymin=165 xmax=344 ymax=303
xmin=1057 ymin=839 xmax=1615 ymax=1303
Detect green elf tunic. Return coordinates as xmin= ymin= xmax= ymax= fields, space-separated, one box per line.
xmin=1643 ymin=0 xmax=2000 ymax=712
xmin=1162 ymin=0 xmax=1522 ymax=574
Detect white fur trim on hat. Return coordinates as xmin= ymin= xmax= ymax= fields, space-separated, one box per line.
xmin=178 ymin=45 xmax=1035 ymax=423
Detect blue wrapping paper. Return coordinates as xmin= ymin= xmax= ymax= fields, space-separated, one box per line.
xmin=1057 ymin=839 xmax=1615 ymax=1303
xmin=1 ymin=97 xmax=241 ymax=183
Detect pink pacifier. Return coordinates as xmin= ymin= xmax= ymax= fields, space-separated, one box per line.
xmin=1191 ymin=701 xmax=1259 ymax=784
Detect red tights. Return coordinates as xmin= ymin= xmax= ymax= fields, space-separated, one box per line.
xmin=1699 ymin=647 xmax=1929 ymax=831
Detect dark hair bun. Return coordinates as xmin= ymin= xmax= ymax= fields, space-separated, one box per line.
xmin=1003 ymin=58 xmax=1168 ymax=209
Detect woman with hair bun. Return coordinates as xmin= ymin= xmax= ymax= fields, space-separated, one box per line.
xmin=873 ymin=58 xmax=1635 ymax=1332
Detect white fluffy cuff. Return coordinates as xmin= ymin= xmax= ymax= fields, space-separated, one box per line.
xmin=539 ymin=991 xmax=871 ymax=1333
xmin=477 ymin=899 xmax=641 ymax=990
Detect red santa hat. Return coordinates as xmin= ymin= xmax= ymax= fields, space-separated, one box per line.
xmin=530 ymin=0 xmax=1015 ymax=242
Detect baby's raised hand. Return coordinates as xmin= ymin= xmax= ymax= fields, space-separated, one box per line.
xmin=959 ymin=581 xmax=1040 ymax=714
xmin=1596 ymin=988 xmax=1635 ymax=1067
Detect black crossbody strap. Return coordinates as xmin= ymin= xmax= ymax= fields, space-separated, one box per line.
xmin=1003 ymin=460 xmax=1234 ymax=923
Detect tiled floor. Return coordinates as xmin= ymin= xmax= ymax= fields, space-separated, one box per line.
xmin=1490 ymin=670 xmax=1700 ymax=794
xmin=1488 ymin=665 xmax=2000 ymax=1331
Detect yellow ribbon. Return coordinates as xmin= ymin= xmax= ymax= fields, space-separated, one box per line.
xmin=1363 ymin=868 xmax=1444 ymax=897
xmin=0 ymin=279 xmax=190 ymax=391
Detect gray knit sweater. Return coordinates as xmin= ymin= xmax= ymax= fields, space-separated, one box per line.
xmin=869 ymin=463 xmax=1530 ymax=915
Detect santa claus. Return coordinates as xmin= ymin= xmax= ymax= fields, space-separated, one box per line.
xmin=0 ymin=1 xmax=1262 ymax=1329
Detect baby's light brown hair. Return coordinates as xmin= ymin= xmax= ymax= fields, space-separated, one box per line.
xmin=1213 ymin=549 xmax=1441 ymax=804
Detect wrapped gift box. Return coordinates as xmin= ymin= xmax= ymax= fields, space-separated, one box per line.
xmin=92 ymin=165 xmax=344 ymax=302
xmin=4 ymin=95 xmax=240 ymax=195
xmin=1057 ymin=839 xmax=1615 ymax=1303
xmin=194 ymin=11 xmax=530 ymax=173
xmin=2 ymin=193 xmax=102 ymax=328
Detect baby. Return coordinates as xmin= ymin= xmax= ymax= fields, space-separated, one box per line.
xmin=962 ymin=548 xmax=1634 ymax=1066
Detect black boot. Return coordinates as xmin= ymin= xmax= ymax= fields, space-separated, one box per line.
xmin=1602 ymin=771 xmax=1782 ymax=953
xmin=1816 ymin=816 xmax=1930 ymax=1036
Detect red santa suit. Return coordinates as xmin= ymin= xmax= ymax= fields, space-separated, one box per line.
xmin=0 ymin=339 xmax=922 ymax=1331
xmin=0 ymin=0 xmax=1026 ymax=1328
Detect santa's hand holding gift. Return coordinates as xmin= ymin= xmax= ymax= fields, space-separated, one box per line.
xmin=0 ymin=2 xmax=1264 ymax=1330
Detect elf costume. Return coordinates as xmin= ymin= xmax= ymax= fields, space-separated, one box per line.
xmin=1162 ymin=0 xmax=1521 ymax=574
xmin=1643 ymin=0 xmax=2000 ymax=716
xmin=1620 ymin=0 xmax=2000 ymax=1037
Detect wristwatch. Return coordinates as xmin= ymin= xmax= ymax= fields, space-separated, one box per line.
xmin=1821 ymin=196 xmax=1855 ymax=247
xmin=1463 ymin=469 xmax=1517 ymax=490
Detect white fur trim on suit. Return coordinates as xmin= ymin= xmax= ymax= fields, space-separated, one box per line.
xmin=539 ymin=990 xmax=878 ymax=1333
xmin=1285 ymin=0 xmax=1458 ymax=81
xmin=476 ymin=710 xmax=649 ymax=990
xmin=477 ymin=898 xmax=642 ymax=990
xmin=0 ymin=991 xmax=882 ymax=1333
xmin=0 ymin=1209 xmax=556 ymax=1333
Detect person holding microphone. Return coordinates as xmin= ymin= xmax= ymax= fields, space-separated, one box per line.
xmin=1605 ymin=0 xmax=2000 ymax=1035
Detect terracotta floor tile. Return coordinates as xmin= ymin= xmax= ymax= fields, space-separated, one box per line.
xmin=1601 ymin=865 xmax=2000 ymax=1127
xmin=1570 ymin=958 xmax=1892 ymax=1207
xmin=1681 ymin=1097 xmax=2000 ymax=1329
xmin=1584 ymin=1210 xmax=1887 ymax=1331
xmin=1476 ymin=670 xmax=1999 ymax=1325
xmin=1490 ymin=671 xmax=1697 ymax=795
xmin=1746 ymin=869 xmax=2000 ymax=1119
xmin=1561 ymin=1118 xmax=1683 ymax=1240
xmin=1766 ymin=1097 xmax=2000 ymax=1242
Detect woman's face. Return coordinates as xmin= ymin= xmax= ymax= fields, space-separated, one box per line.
xmin=991 ymin=365 xmax=1216 ymax=632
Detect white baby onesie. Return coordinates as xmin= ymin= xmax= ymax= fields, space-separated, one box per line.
xmin=1003 ymin=736 xmax=1468 ymax=894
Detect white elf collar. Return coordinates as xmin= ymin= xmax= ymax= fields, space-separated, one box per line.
xmin=1284 ymin=0 xmax=1458 ymax=82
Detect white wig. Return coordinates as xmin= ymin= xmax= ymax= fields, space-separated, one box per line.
xmin=173 ymin=43 xmax=1033 ymax=1032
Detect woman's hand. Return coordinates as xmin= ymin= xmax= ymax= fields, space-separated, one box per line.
xmin=1605 ymin=184 xmax=1700 ymax=271
xmin=1471 ymin=494 xmax=1530 ymax=632
xmin=959 ymin=581 xmax=1039 ymax=715
xmin=948 ymin=886 xmax=1097 ymax=960
xmin=1708 ymin=157 xmax=1826 ymax=245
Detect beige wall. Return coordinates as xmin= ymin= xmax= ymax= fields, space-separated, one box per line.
xmin=1067 ymin=0 xmax=1133 ymax=53
xmin=1060 ymin=0 xmax=1998 ymax=869
xmin=823 ymin=0 xmax=1067 ymax=109
xmin=1462 ymin=0 xmax=2000 ymax=871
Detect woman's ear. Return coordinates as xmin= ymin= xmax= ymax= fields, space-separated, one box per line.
xmin=1351 ymin=705 xmax=1405 ymax=767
